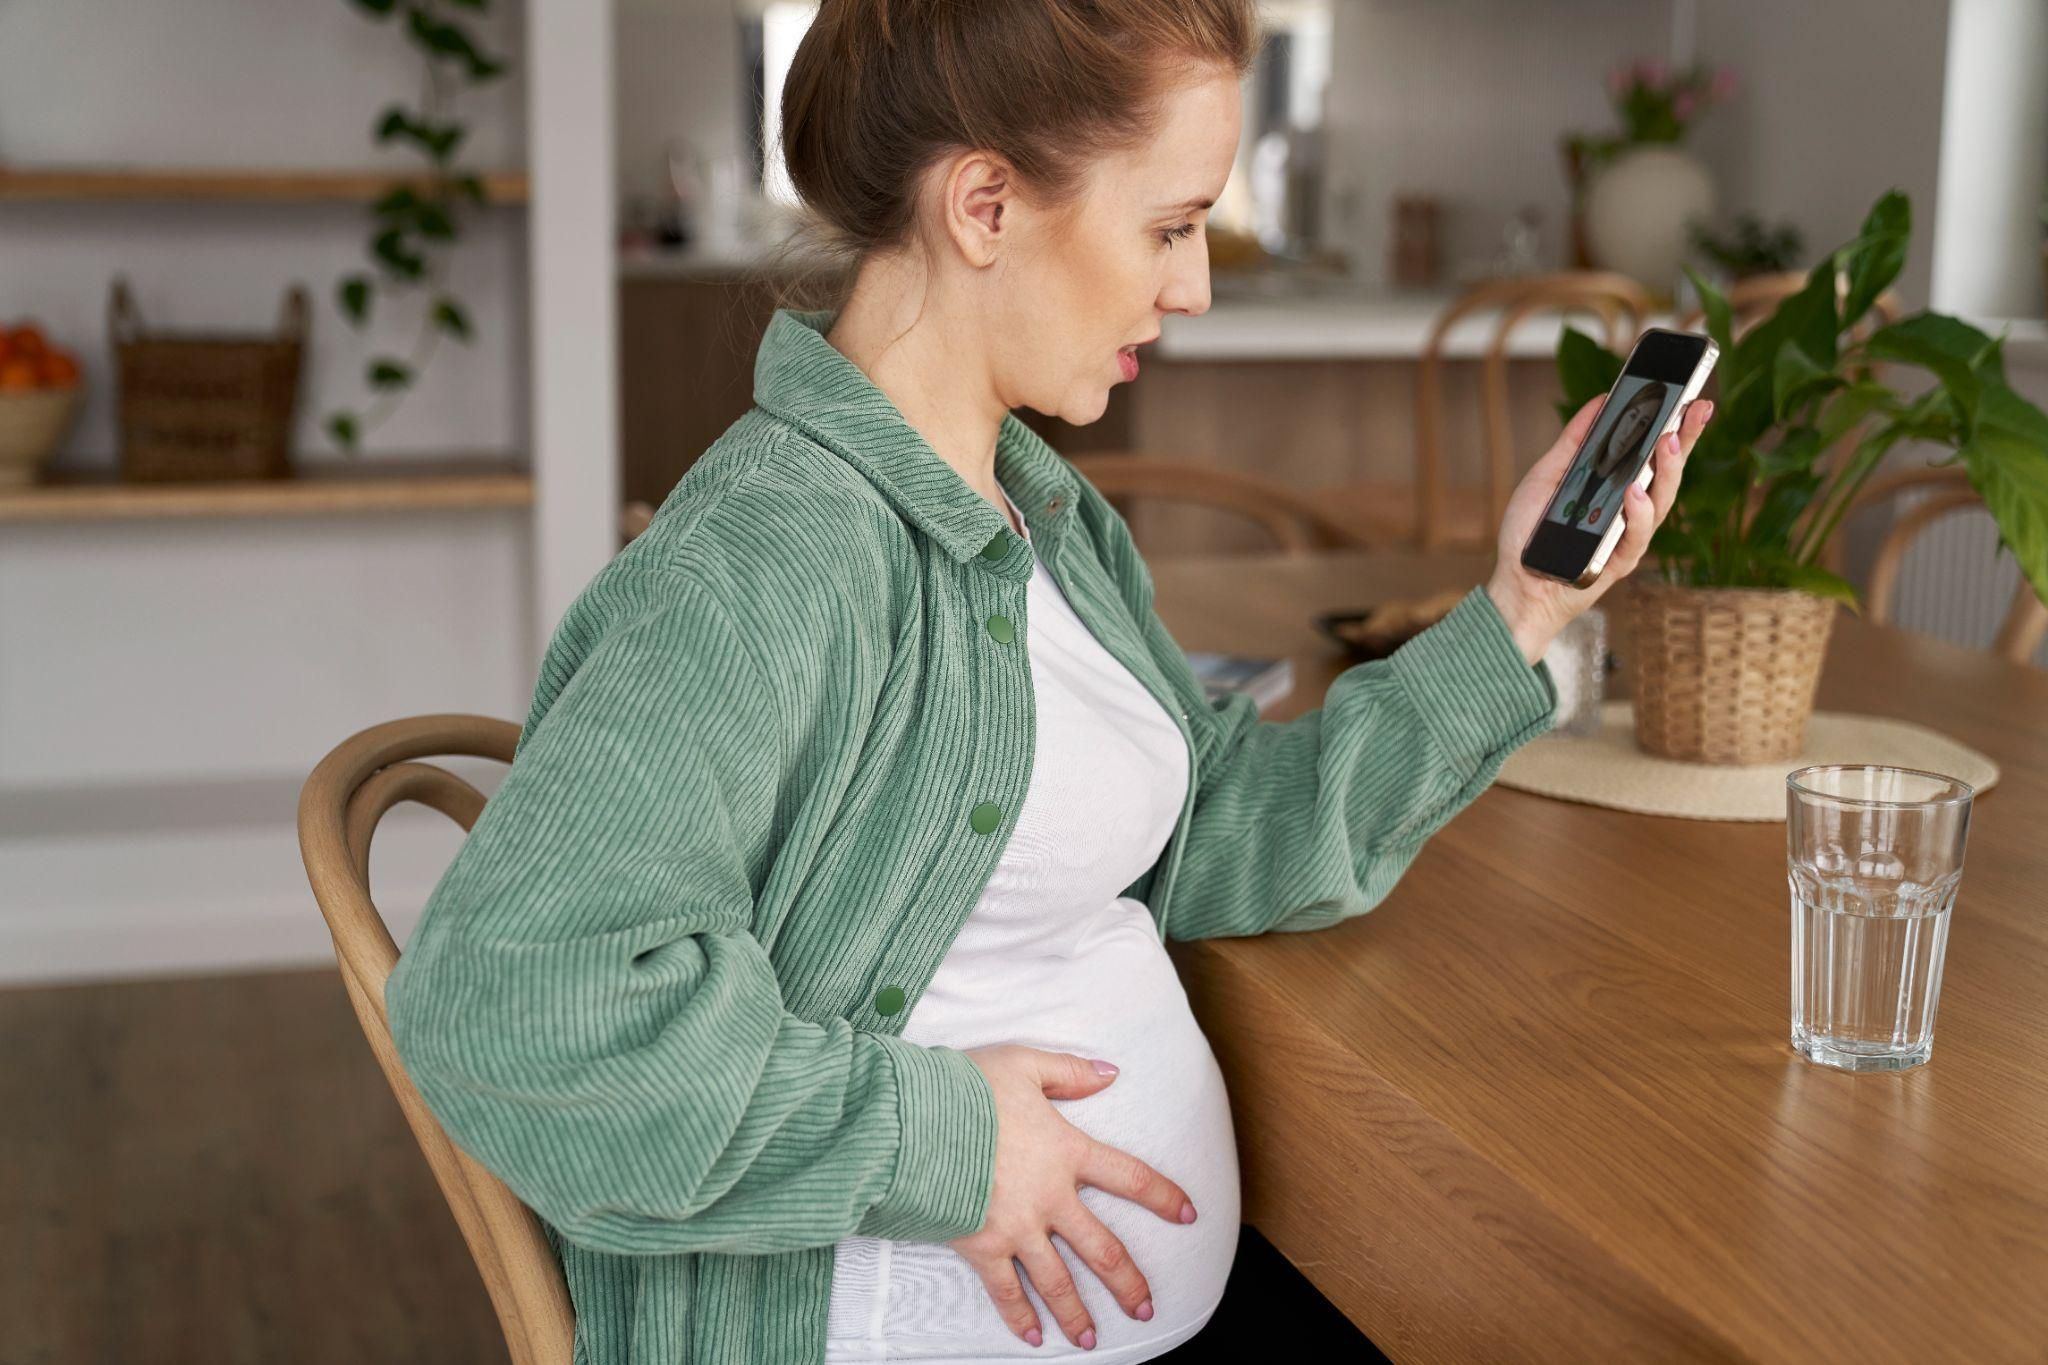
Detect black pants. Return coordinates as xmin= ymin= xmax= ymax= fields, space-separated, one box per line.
xmin=1151 ymin=1224 xmax=1390 ymax=1362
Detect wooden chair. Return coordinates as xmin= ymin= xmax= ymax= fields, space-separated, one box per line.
xmin=621 ymin=500 xmax=655 ymax=543
xmin=1071 ymin=453 xmax=1377 ymax=555
xmin=1836 ymin=465 xmax=2047 ymax=665
xmin=298 ymin=715 xmax=576 ymax=1365
xmin=1317 ymin=271 xmax=1656 ymax=551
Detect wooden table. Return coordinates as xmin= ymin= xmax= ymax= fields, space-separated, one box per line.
xmin=1152 ymin=551 xmax=2048 ymax=1365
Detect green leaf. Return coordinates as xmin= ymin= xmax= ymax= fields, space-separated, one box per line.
xmin=1839 ymin=190 xmax=1910 ymax=331
xmin=1682 ymin=264 xmax=1733 ymax=356
xmin=369 ymin=358 xmax=414 ymax=390
xmin=327 ymin=412 xmax=360 ymax=451
xmin=1555 ymin=325 xmax=1623 ymax=424
xmin=374 ymin=106 xmax=416 ymax=145
xmin=1956 ymin=384 xmax=2048 ymax=609
xmin=466 ymin=55 xmax=508 ymax=82
xmin=415 ymin=202 xmax=455 ymax=239
xmin=454 ymin=174 xmax=488 ymax=204
xmin=1773 ymin=340 xmax=1842 ymax=422
xmin=1754 ymin=427 xmax=1822 ymax=479
xmin=1780 ymin=562 xmax=1862 ymax=612
xmin=1813 ymin=380 xmax=1897 ymax=455
xmin=372 ymin=185 xmax=424 ymax=218
xmin=337 ymin=275 xmax=373 ymax=326
xmin=1859 ymin=313 xmax=1998 ymax=422
xmin=431 ymin=298 xmax=473 ymax=341
xmin=446 ymin=0 xmax=488 ymax=8
xmin=350 ymin=0 xmax=398 ymax=15
xmin=372 ymin=227 xmax=425 ymax=280
xmin=1749 ymin=468 xmax=1821 ymax=549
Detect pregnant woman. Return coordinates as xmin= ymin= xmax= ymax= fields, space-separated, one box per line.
xmin=384 ymin=1 xmax=1713 ymax=1362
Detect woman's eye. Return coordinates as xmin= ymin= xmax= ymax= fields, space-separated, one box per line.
xmin=1160 ymin=222 xmax=1199 ymax=248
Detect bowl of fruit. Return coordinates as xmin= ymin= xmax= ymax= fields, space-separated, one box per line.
xmin=0 ymin=321 xmax=84 ymax=486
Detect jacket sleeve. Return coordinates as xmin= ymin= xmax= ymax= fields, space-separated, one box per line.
xmin=1159 ymin=584 xmax=1558 ymax=942
xmin=384 ymin=569 xmax=997 ymax=1258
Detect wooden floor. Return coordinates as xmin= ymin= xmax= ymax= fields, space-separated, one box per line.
xmin=3 ymin=967 xmax=1383 ymax=1363
xmin=4 ymin=968 xmax=507 ymax=1364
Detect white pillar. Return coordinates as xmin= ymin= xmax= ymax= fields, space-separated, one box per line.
xmin=1930 ymin=0 xmax=2048 ymax=318
xmin=528 ymin=0 xmax=620 ymax=646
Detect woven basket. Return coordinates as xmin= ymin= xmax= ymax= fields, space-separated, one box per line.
xmin=110 ymin=275 xmax=307 ymax=482
xmin=1612 ymin=576 xmax=1839 ymax=764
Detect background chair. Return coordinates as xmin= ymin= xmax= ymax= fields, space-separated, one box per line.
xmin=1072 ymin=454 xmax=1377 ymax=555
xmin=298 ymin=716 xmax=575 ymax=1365
xmin=1315 ymin=270 xmax=1656 ymax=551
xmin=1833 ymin=465 xmax=2048 ymax=665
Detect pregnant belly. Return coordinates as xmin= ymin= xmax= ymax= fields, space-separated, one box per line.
xmin=827 ymin=901 xmax=1241 ymax=1362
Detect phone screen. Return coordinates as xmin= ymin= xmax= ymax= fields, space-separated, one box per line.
xmin=1521 ymin=328 xmax=1713 ymax=586
xmin=1538 ymin=373 xmax=1686 ymax=535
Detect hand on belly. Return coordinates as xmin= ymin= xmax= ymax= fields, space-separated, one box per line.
xmin=946 ymin=1041 xmax=1218 ymax=1352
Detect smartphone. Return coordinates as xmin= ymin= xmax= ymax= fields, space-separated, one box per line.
xmin=1520 ymin=327 xmax=1719 ymax=588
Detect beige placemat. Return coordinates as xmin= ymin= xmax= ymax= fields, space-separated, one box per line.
xmin=1497 ymin=701 xmax=2001 ymax=821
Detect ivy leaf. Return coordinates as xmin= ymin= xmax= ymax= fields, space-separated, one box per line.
xmin=372 ymin=228 xmax=425 ymax=281
xmin=372 ymin=185 xmax=424 ymax=219
xmin=374 ymin=106 xmax=417 ymax=145
xmin=432 ymin=298 xmax=473 ymax=342
xmin=327 ymin=412 xmax=361 ymax=451
xmin=337 ymin=275 xmax=374 ymax=326
xmin=369 ymin=358 xmax=415 ymax=390
xmin=415 ymin=202 xmax=456 ymax=239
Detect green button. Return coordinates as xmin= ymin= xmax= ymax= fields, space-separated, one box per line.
xmin=985 ymin=614 xmax=1015 ymax=644
xmin=980 ymin=533 xmax=1008 ymax=561
xmin=874 ymin=985 xmax=906 ymax=1016
xmin=970 ymin=801 xmax=1002 ymax=834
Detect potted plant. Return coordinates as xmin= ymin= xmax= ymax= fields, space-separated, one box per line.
xmin=1563 ymin=58 xmax=1738 ymax=303
xmin=1556 ymin=189 xmax=2048 ymax=764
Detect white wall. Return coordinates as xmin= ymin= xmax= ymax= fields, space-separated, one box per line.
xmin=0 ymin=0 xmax=539 ymax=984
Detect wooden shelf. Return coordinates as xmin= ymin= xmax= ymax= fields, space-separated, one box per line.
xmin=0 ymin=166 xmax=529 ymax=205
xmin=0 ymin=457 xmax=533 ymax=523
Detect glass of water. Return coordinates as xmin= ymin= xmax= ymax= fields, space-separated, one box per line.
xmin=1787 ymin=765 xmax=1974 ymax=1072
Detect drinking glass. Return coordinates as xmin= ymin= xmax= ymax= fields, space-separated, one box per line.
xmin=1542 ymin=607 xmax=1607 ymax=737
xmin=1787 ymin=765 xmax=1974 ymax=1072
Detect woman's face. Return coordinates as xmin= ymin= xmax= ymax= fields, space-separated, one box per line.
xmin=983 ymin=67 xmax=1242 ymax=425
xmin=1601 ymin=400 xmax=1658 ymax=476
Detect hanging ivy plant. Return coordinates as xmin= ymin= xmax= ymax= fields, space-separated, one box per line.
xmin=326 ymin=0 xmax=509 ymax=454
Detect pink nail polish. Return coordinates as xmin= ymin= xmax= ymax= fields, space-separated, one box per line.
xmin=1179 ymin=1201 xmax=1197 ymax=1223
xmin=1090 ymin=1058 xmax=1118 ymax=1076
xmin=1079 ymin=1327 xmax=1097 ymax=1350
xmin=1137 ymin=1299 xmax=1155 ymax=1321
xmin=1026 ymin=1327 xmax=1043 ymax=1347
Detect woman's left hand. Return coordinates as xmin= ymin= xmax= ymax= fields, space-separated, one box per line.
xmin=1484 ymin=392 xmax=1716 ymax=665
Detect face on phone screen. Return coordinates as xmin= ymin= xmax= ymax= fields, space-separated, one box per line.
xmin=1542 ymin=375 xmax=1682 ymax=533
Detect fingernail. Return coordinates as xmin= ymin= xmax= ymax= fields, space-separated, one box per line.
xmin=1026 ymin=1327 xmax=1043 ymax=1347
xmin=1703 ymin=400 xmax=1716 ymax=420
xmin=1179 ymin=1201 xmax=1197 ymax=1224
xmin=1079 ymin=1327 xmax=1097 ymax=1350
xmin=1137 ymin=1299 xmax=1155 ymax=1321
xmin=1090 ymin=1058 xmax=1118 ymax=1076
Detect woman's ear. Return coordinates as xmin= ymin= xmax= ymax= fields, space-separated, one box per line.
xmin=938 ymin=150 xmax=1012 ymax=269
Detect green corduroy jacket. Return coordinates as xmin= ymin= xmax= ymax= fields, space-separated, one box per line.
xmin=384 ymin=306 xmax=1560 ymax=1364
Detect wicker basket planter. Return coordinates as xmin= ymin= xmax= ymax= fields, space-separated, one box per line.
xmin=1611 ymin=576 xmax=1840 ymax=764
xmin=110 ymin=275 xmax=307 ymax=482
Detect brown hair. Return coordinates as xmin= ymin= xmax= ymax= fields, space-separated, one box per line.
xmin=753 ymin=0 xmax=1261 ymax=313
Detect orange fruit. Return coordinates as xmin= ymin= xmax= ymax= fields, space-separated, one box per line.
xmin=8 ymin=324 xmax=48 ymax=358
xmin=0 ymin=360 xmax=42 ymax=391
xmin=41 ymin=352 xmax=80 ymax=388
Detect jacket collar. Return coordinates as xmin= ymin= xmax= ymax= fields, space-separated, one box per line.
xmin=752 ymin=307 xmax=1079 ymax=564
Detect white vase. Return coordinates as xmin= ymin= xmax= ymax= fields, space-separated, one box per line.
xmin=1582 ymin=144 xmax=1715 ymax=302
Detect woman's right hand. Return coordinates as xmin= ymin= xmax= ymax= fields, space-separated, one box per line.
xmin=947 ymin=1043 xmax=1198 ymax=1350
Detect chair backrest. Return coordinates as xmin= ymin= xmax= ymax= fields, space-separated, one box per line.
xmin=621 ymin=500 xmax=656 ymax=543
xmin=1415 ymin=270 xmax=1655 ymax=548
xmin=1848 ymin=465 xmax=2048 ymax=666
xmin=1071 ymin=453 xmax=1378 ymax=555
xmin=297 ymin=715 xmax=575 ymax=1365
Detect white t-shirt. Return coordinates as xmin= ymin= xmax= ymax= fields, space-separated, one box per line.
xmin=825 ymin=483 xmax=1241 ymax=1363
